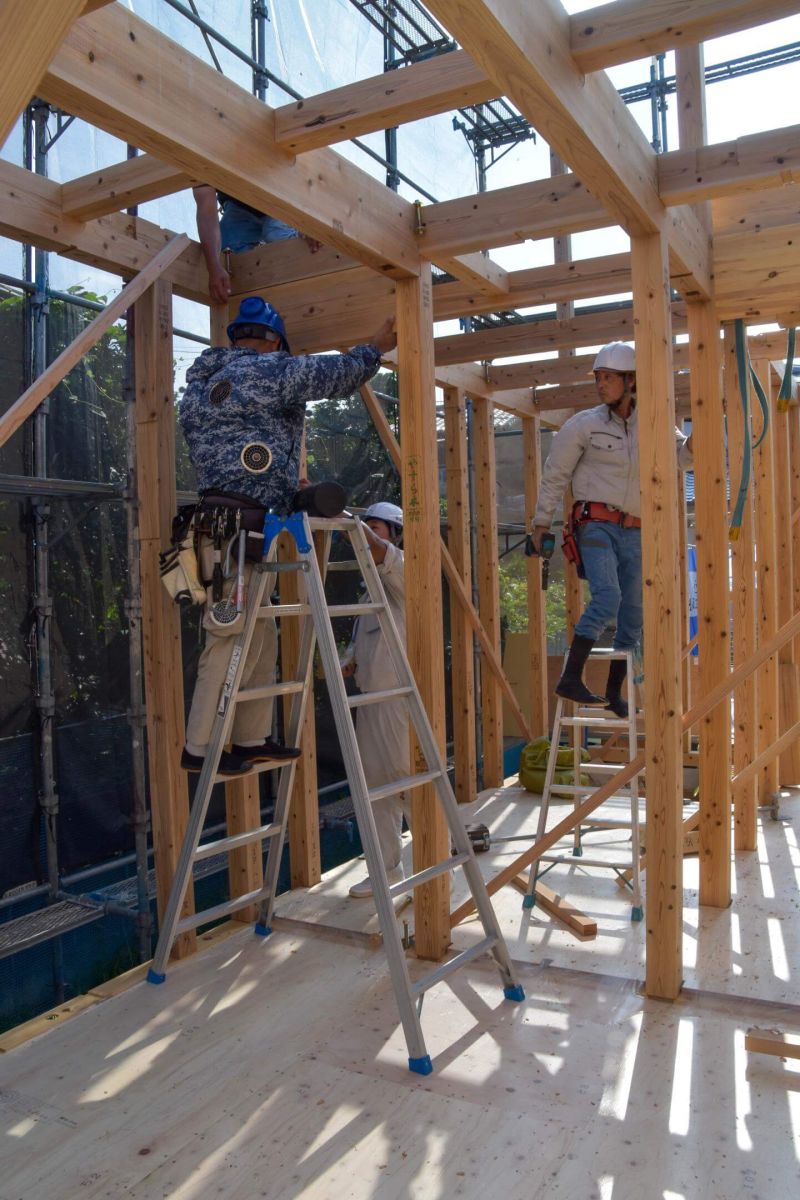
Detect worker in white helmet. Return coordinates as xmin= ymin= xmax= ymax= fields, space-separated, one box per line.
xmin=341 ymin=501 xmax=410 ymax=898
xmin=528 ymin=342 xmax=693 ymax=716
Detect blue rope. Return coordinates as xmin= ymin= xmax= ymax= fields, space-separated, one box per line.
xmin=748 ymin=360 xmax=770 ymax=450
xmin=778 ymin=327 xmax=797 ymax=411
xmin=729 ymin=319 xmax=752 ymax=541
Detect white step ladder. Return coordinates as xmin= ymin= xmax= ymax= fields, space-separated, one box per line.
xmin=147 ymin=511 xmax=524 ymax=1074
xmin=523 ymin=647 xmax=644 ymax=921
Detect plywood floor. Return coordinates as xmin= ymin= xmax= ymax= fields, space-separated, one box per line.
xmin=1 ymin=786 xmax=799 ymax=1199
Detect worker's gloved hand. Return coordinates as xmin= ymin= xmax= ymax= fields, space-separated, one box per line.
xmin=524 ymin=534 xmax=537 ymax=558
xmin=525 ymin=527 xmax=548 ymax=556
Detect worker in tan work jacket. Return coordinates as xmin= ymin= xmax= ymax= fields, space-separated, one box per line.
xmin=528 ymin=341 xmax=693 ymax=717
xmin=340 ymin=502 xmax=410 ymax=899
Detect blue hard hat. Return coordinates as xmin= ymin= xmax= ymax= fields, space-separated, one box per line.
xmin=226 ymin=296 xmax=290 ymax=352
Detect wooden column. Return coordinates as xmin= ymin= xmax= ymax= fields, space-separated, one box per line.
xmin=473 ymin=394 xmax=504 ymax=786
xmin=790 ymin=406 xmax=800 ymax=664
xmin=632 ymin=230 xmax=684 ymax=1001
xmin=725 ymin=326 xmax=758 ymax=850
xmin=206 ymin=305 xmax=267 ymax=919
xmin=396 ymin=266 xmax=449 ymax=960
xmin=443 ymin=385 xmax=477 ymax=801
xmin=677 ymin=472 xmax=693 ymax=755
xmin=134 ymin=279 xmax=195 ymax=957
xmin=753 ymin=360 xmax=781 ymax=803
xmin=523 ymin=415 xmax=548 ymax=738
xmin=687 ymin=301 xmax=731 ymax=908
xmin=773 ymin=398 xmax=800 ymax=783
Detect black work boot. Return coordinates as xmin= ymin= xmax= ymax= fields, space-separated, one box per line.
xmin=605 ymin=658 xmax=629 ymax=718
xmin=555 ymin=635 xmax=604 ymax=705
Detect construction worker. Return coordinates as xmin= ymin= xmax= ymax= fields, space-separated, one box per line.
xmin=529 ymin=342 xmax=693 ymax=717
xmin=193 ymin=186 xmax=320 ymax=304
xmin=179 ymin=296 xmax=396 ymax=776
xmin=340 ymin=502 xmax=410 ymax=897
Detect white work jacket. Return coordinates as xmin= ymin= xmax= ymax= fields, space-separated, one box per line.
xmin=533 ymin=403 xmax=692 ymax=528
xmin=349 ymin=541 xmax=405 ymax=694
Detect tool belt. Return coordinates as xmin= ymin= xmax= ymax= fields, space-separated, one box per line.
xmin=196 ymin=490 xmax=267 ymax=565
xmin=573 ymin=500 xmax=641 ymax=529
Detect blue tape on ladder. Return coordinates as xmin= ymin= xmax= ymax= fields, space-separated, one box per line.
xmin=254 ymin=923 xmax=273 ymax=938
xmin=408 ymin=1054 xmax=433 ymax=1076
xmin=630 ymin=906 xmax=644 ymax=923
xmin=521 ymin=893 xmax=535 ymax=910
xmin=262 ymin=512 xmax=312 ymax=555
xmin=504 ymin=985 xmax=525 ymax=1002
xmin=146 ymin=968 xmax=166 ymax=985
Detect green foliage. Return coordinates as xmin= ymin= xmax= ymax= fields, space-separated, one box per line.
xmin=498 ymin=551 xmax=568 ymax=641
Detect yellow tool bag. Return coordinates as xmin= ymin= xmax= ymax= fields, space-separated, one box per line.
xmin=518 ymin=735 xmax=590 ymax=796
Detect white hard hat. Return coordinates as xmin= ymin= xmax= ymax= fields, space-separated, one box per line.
xmin=364 ymin=501 xmax=404 ymax=528
xmin=592 ymin=342 xmax=635 ymax=374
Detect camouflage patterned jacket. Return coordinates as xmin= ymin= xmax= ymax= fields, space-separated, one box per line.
xmin=179 ymin=343 xmax=382 ymax=510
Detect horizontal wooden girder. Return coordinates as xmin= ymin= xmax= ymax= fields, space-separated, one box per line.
xmin=489 ymin=343 xmax=691 ymax=391
xmin=0 ymin=160 xmax=208 ymax=301
xmin=659 ymin=123 xmax=800 ymax=206
xmin=715 ymin=224 xmax=800 ymax=322
xmin=434 ymin=303 xmax=688 ymax=367
xmin=40 ymin=5 xmax=421 ymax=279
xmin=0 ymin=0 xmax=87 ymax=150
xmin=61 ymin=154 xmax=193 ymax=221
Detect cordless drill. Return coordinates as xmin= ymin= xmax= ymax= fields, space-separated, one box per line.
xmin=524 ymin=531 xmax=556 ymax=590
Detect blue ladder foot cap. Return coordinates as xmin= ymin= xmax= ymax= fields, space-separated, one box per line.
xmin=254 ymin=923 xmax=273 ymax=938
xmin=572 ymin=847 xmax=584 ymax=857
xmin=146 ymin=968 xmax=166 ymax=985
xmin=521 ymin=893 xmax=535 ymax=910
xmin=504 ymin=984 xmax=526 ymax=1003
xmin=408 ymin=1054 xmax=433 ymax=1076
xmin=631 ymin=906 xmax=644 ymax=923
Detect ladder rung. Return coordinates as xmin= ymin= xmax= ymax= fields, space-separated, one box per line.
xmin=348 ymin=686 xmax=413 ymax=709
xmin=539 ymin=852 xmax=634 ymax=870
xmin=559 ymin=715 xmax=631 ymax=729
xmin=367 ymin=770 xmax=441 ymax=804
xmin=571 ymin=762 xmax=640 ymax=774
xmin=237 ymin=680 xmax=305 ymax=702
xmin=327 ymin=603 xmax=384 ymax=617
xmin=193 ymin=821 xmax=281 ymax=862
xmin=546 ymin=783 xmax=636 ymax=797
xmin=258 ymin=603 xmax=310 ymax=618
xmin=411 ymin=935 xmax=498 ymax=997
xmin=389 ymin=853 xmax=468 ymax=898
xmin=309 ymin=516 xmax=356 ymax=531
xmin=176 ymin=885 xmax=271 ymax=935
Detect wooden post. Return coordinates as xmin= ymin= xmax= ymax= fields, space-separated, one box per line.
xmin=790 ymin=406 xmax=800 ymax=664
xmin=134 ymin=279 xmax=195 ymax=957
xmin=632 ymin=230 xmax=684 ymax=1001
xmin=687 ymin=301 xmax=731 ymax=907
xmin=725 ymin=326 xmax=758 ymax=850
xmin=523 ymin=416 xmax=548 ymax=738
xmin=753 ymin=360 xmax=781 ymax=804
xmin=473 ymin=394 xmax=504 ymax=787
xmin=773 ymin=396 xmax=800 ymax=783
xmin=396 ymin=265 xmax=449 ymax=960
xmin=443 ymin=385 xmax=477 ymax=801
xmin=677 ymin=471 xmax=693 ymax=754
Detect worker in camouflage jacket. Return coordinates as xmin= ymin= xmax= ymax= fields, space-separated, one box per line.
xmin=178 ymin=295 xmax=396 ymax=777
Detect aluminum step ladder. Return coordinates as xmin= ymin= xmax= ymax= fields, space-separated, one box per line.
xmin=147 ymin=511 xmax=524 ymax=1074
xmin=523 ymin=647 xmax=644 ymax=921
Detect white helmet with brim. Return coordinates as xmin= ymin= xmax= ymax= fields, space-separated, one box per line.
xmin=592 ymin=342 xmax=635 ymax=374
xmin=364 ymin=501 xmax=403 ymax=528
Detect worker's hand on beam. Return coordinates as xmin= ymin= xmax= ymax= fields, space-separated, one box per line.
xmin=208 ymin=259 xmax=232 ymax=305
xmin=369 ymin=316 xmax=397 ymax=356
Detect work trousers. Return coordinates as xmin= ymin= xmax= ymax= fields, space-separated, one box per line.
xmin=356 ymin=697 xmax=411 ymax=871
xmin=185 ymin=540 xmax=277 ymax=756
xmin=574 ymin=520 xmax=643 ymax=650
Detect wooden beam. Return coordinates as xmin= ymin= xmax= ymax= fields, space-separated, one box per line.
xmin=434 ymin=304 xmax=688 ymax=367
xmin=396 ymin=266 xmax=450 ymax=960
xmin=510 ymin=875 xmax=597 ymax=938
xmin=473 ymin=396 xmax=503 ymax=787
xmin=41 ymin=5 xmax=421 ymax=279
xmin=0 ymin=233 xmax=189 ymax=449
xmin=61 ymin=154 xmax=192 ymax=221
xmin=745 ymin=1028 xmax=800 ymax=1059
xmin=632 ymin=229 xmax=685 ymax=999
xmin=570 ymin=0 xmax=800 ymax=73
xmin=715 ymin=225 xmax=800 ymax=322
xmin=274 ymin=49 xmax=497 ymax=152
xmin=434 ymin=251 xmax=509 ymax=298
xmin=713 ymin=186 xmax=800 ymax=237
xmin=491 ymin=344 xmax=691 ymax=391
xmin=0 ymin=0 xmax=87 ymax=150
xmin=0 ymin=160 xmax=208 ymax=302
xmin=134 ymin=278 xmax=194 ymax=959
xmin=659 ymin=124 xmax=800 ymax=207
xmin=523 ymin=417 xmax=549 ymax=738
xmin=443 ymin=386 xmax=478 ymax=802
xmin=688 ymin=301 xmax=731 ymax=908
xmin=425 ymin=0 xmax=710 ymax=298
